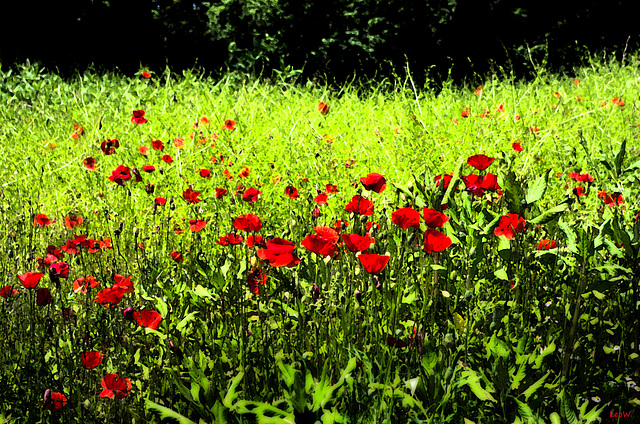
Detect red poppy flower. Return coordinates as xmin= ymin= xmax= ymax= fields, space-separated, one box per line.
xmin=318 ymin=102 xmax=329 ymax=115
xmin=131 ymin=110 xmax=147 ymax=124
xmin=334 ymin=219 xmax=349 ymax=232
xmin=139 ymin=145 xmax=149 ymax=156
xmin=100 ymin=373 xmax=132 ymax=399
xmin=345 ymin=195 xmax=374 ymax=216
xmin=215 ymin=188 xmax=228 ymax=199
xmin=100 ymin=139 xmax=120 ymax=155
xmin=173 ymin=137 xmax=185 ymax=149
xmin=572 ymin=187 xmax=586 ymax=197
xmin=70 ymin=123 xmax=84 ymax=139
xmin=512 ymin=141 xmax=523 ymax=152
xmin=43 ymin=391 xmax=67 ymax=410
xmin=238 ymin=166 xmax=250 ymax=178
xmin=242 ymin=188 xmax=262 ymax=203
xmin=233 ymin=214 xmax=262 ymax=232
xmin=108 ymin=165 xmax=132 ymax=186
xmin=301 ymin=234 xmax=338 ymax=258
xmin=435 ymin=174 xmax=454 ymax=190
xmin=340 ymin=233 xmax=374 ymax=252
xmin=0 ymin=285 xmax=17 ymax=298
xmin=142 ymin=71 xmax=151 ymax=78
xmin=199 ymin=169 xmax=211 ymax=179
xmin=391 ymin=207 xmax=420 ymax=229
xmin=170 ymin=250 xmax=183 ymax=263
xmin=73 ymin=276 xmax=100 ymax=294
xmin=183 ymin=188 xmax=202 ymax=204
xmin=83 ymin=157 xmax=97 ymax=170
xmin=462 ymin=173 xmax=500 ymax=196
xmin=81 ymin=351 xmax=103 ymax=369
xmin=314 ymin=193 xmax=328 ymax=205
xmin=285 ymin=186 xmax=299 ymax=199
xmin=113 ymin=274 xmax=134 ymax=293
xmin=461 ymin=109 xmax=471 ymax=118
xmin=357 ymin=253 xmax=390 ymax=274
xmin=33 ymin=214 xmax=53 ymax=228
xmin=612 ymin=97 xmax=625 ymax=106
xmin=189 ymin=219 xmax=207 ymax=232
xmin=155 ymin=197 xmax=166 ymax=206
xmin=257 ymin=238 xmax=300 ymax=267
xmin=360 ymin=173 xmax=387 ymax=193
xmin=223 ymin=119 xmax=236 ymax=130
xmin=49 ymin=262 xmax=69 ymax=279
xmin=598 ymin=191 xmax=623 ymax=207
xmin=133 ymin=310 xmax=162 ymax=330
xmin=36 ymin=288 xmax=52 ymax=306
xmin=538 ymin=239 xmax=558 ymax=250
xmin=422 ymin=208 xmax=449 ymax=229
xmin=494 ymin=214 xmax=526 ymax=239
xmin=217 ymin=234 xmax=244 ymax=246
xmin=95 ymin=286 xmax=126 ymax=307
xmin=248 ymin=266 xmax=268 ymax=295
xmin=151 ymin=139 xmax=164 ymax=150
xmin=423 ymin=229 xmax=452 ymax=253
xmin=467 ymin=154 xmax=494 ymax=171
xmin=64 ymin=214 xmax=83 ymax=229
xmin=161 ymin=154 xmax=173 ymax=164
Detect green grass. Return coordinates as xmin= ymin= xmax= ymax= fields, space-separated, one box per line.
xmin=1 ymin=56 xmax=640 ymax=423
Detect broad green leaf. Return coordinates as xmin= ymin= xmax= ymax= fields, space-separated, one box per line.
xmin=560 ymin=389 xmax=578 ymax=424
xmin=176 ymin=311 xmax=198 ymax=333
xmin=145 ymin=399 xmax=198 ymax=424
xmin=510 ymin=361 xmax=527 ymax=390
xmin=534 ymin=341 xmax=556 ymax=369
xmin=453 ymin=313 xmax=466 ymax=334
xmin=522 ymin=371 xmax=549 ymax=401
xmin=223 ymin=372 xmax=244 ymax=409
xmin=502 ymin=171 xmax=525 ymax=216
xmin=529 ymin=203 xmax=568 ymax=225
xmin=515 ymin=397 xmax=536 ymax=423
xmin=549 ymin=412 xmax=561 ymax=424
xmin=558 ymin=221 xmax=578 ymax=254
xmin=525 ymin=169 xmax=550 ymax=205
xmin=494 ymin=268 xmax=509 ymax=281
xmin=193 ymin=284 xmax=213 ymax=300
xmin=614 ymin=139 xmax=626 ymax=176
xmin=460 ymin=369 xmax=497 ymax=402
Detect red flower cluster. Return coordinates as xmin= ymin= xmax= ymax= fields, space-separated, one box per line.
xmin=109 ymin=165 xmax=132 ymax=186
xmin=345 ymin=195 xmax=374 ymax=216
xmin=257 ymin=238 xmax=300 ymax=267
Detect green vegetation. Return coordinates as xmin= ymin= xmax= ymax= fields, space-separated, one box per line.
xmin=1 ymin=55 xmax=640 ymax=423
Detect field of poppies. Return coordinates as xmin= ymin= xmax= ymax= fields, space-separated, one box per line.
xmin=1 ymin=57 xmax=640 ymax=423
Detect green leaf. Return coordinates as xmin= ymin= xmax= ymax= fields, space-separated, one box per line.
xmin=494 ymin=268 xmax=509 ymax=281
xmin=461 ymin=369 xmax=497 ymax=402
xmin=223 ymin=372 xmax=244 ymax=409
xmin=515 ymin=397 xmax=536 ymax=423
xmin=176 ymin=311 xmax=198 ymax=333
xmin=614 ymin=139 xmax=626 ymax=176
xmin=441 ymin=156 xmax=465 ymax=207
xmin=502 ymin=171 xmax=525 ymax=215
xmin=529 ymin=203 xmax=568 ymax=225
xmin=560 ymin=389 xmax=578 ymax=424
xmin=193 ymin=284 xmax=214 ymax=300
xmin=534 ymin=341 xmax=556 ymax=369
xmin=558 ymin=221 xmax=578 ymax=254
xmin=145 ymin=399 xmax=198 ymax=424
xmin=525 ymin=169 xmax=550 ymax=205
xmin=549 ymin=412 xmax=561 ymax=424
xmin=522 ymin=371 xmax=550 ymax=401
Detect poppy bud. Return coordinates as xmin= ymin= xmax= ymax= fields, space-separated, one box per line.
xmin=123 ymin=307 xmax=135 ymax=321
xmin=43 ymin=389 xmax=51 ymax=408
xmin=169 ymin=340 xmax=183 ymax=359
xmin=354 ymin=289 xmax=362 ymax=304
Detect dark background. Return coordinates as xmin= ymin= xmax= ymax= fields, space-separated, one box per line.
xmin=0 ymin=1 xmax=636 ymax=85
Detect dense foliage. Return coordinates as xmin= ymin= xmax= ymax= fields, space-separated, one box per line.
xmin=1 ymin=1 xmax=637 ymax=83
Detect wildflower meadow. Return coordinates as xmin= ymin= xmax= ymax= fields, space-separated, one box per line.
xmin=1 ymin=57 xmax=640 ymax=423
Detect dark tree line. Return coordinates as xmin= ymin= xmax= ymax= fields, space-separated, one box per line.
xmin=0 ymin=0 xmax=636 ymax=84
